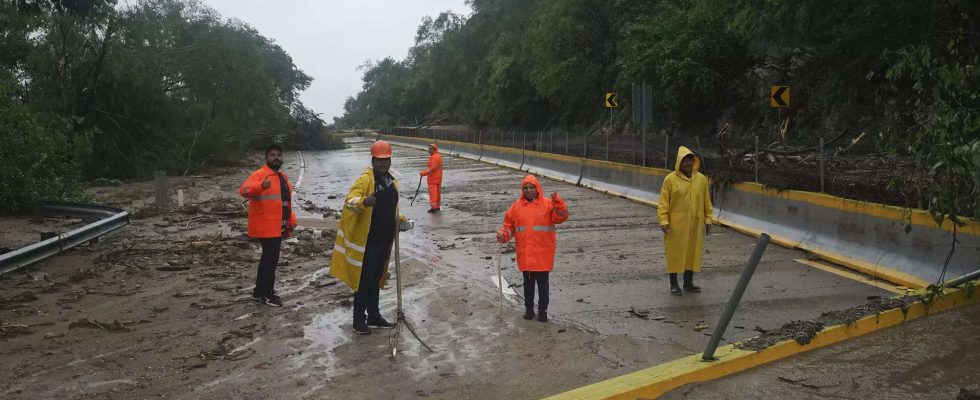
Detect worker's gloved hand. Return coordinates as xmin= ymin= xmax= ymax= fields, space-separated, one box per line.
xmin=551 ymin=192 xmax=565 ymax=207
xmin=399 ymin=219 xmax=414 ymax=231
xmin=495 ymin=228 xmax=508 ymax=243
xmin=419 ymin=170 xmax=427 ymax=176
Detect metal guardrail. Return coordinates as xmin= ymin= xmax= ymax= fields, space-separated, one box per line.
xmin=0 ymin=201 xmax=130 ymax=274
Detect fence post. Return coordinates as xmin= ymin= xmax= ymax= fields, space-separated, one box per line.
xmin=819 ymin=137 xmax=825 ymax=192
xmin=754 ymin=135 xmax=760 ymax=182
xmin=915 ymin=154 xmax=923 ymax=209
xmin=154 ymin=170 xmax=168 ymax=210
xmin=664 ymin=134 xmax=669 ymax=169
xmin=565 ymin=131 xmax=569 ymax=155
xmin=641 ymin=124 xmax=647 ymax=167
xmin=632 ymin=133 xmax=637 ymax=165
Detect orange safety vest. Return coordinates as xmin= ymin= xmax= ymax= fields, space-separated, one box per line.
xmin=239 ymin=165 xmax=298 ymax=238
xmin=499 ymin=175 xmax=569 ymax=272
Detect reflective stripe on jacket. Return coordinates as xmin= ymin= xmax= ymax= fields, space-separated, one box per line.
xmin=330 ymin=168 xmax=401 ymax=291
xmin=500 ymin=175 xmax=569 ymax=272
xmin=239 ymin=165 xmax=297 ymax=238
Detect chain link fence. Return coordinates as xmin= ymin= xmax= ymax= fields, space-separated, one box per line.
xmin=380 ymin=126 xmax=920 ymax=207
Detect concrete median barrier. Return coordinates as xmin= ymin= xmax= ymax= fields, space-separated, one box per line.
xmin=521 ymin=151 xmax=584 ymax=185
xmin=375 ymin=133 xmax=980 ymax=288
xmin=577 ymin=159 xmax=666 ymax=207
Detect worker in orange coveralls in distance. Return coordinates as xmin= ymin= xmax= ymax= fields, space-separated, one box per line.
xmin=495 ymin=175 xmax=569 ymax=322
xmin=419 ymin=143 xmax=443 ymax=213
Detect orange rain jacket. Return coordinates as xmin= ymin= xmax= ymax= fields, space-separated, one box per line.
xmin=420 ymin=143 xmax=443 ymax=208
xmin=239 ymin=165 xmax=298 ymax=238
xmin=419 ymin=144 xmax=443 ymax=185
xmin=498 ymin=175 xmax=569 ymax=272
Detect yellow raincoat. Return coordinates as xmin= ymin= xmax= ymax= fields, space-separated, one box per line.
xmin=329 ymin=168 xmax=402 ymax=291
xmin=657 ymin=146 xmax=714 ymax=273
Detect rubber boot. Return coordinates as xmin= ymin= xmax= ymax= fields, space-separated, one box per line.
xmin=523 ymin=308 xmax=536 ymax=320
xmin=669 ymin=273 xmax=682 ymax=295
xmin=683 ymin=270 xmax=701 ymax=292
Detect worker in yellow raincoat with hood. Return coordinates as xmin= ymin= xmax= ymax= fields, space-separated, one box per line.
xmin=330 ymin=140 xmax=406 ymax=334
xmin=657 ymin=146 xmax=713 ymax=295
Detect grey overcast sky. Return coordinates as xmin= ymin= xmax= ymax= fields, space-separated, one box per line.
xmin=200 ymin=0 xmax=470 ymax=121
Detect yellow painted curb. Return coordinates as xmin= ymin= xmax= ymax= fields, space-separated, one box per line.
xmin=545 ymin=288 xmax=980 ymax=400
xmin=730 ymin=181 xmax=979 ymax=234
xmin=793 ymin=258 xmax=908 ymax=295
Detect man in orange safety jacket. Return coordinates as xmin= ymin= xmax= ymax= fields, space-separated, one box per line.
xmin=239 ymin=144 xmax=298 ymax=307
xmin=495 ymin=175 xmax=569 ymax=322
xmin=419 ymin=143 xmax=443 ymax=213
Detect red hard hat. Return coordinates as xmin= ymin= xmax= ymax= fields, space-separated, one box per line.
xmin=371 ymin=140 xmax=392 ymax=158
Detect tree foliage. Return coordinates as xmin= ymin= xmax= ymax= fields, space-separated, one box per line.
xmin=339 ymin=0 xmax=979 ymax=220
xmin=0 ymin=0 xmax=332 ymax=213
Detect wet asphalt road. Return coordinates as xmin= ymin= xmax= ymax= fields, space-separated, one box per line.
xmin=284 ymin=139 xmax=897 ymax=398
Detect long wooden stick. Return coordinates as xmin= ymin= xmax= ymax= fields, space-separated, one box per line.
xmin=497 ymin=243 xmax=504 ymax=317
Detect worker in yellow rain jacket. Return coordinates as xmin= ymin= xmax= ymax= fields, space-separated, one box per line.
xmin=657 ymin=146 xmax=713 ymax=295
xmin=330 ymin=140 xmax=405 ymax=334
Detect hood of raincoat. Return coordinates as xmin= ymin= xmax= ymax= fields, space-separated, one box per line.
xmin=429 ymin=143 xmax=439 ymax=152
xmin=674 ymin=146 xmax=701 ymax=176
xmin=520 ymin=175 xmax=543 ymax=203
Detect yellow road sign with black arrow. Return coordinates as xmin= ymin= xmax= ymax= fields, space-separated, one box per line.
xmin=605 ymin=92 xmax=619 ymax=108
xmin=770 ymin=86 xmax=790 ymax=108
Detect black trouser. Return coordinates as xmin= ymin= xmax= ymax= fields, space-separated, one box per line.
xmin=522 ymin=271 xmax=550 ymax=311
xmin=254 ymin=237 xmax=282 ymax=297
xmin=353 ymin=239 xmax=392 ymax=323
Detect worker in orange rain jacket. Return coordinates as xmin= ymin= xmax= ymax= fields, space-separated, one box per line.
xmin=239 ymin=144 xmax=298 ymax=307
xmin=496 ymin=175 xmax=569 ymax=322
xmin=657 ymin=146 xmax=713 ymax=295
xmin=419 ymin=143 xmax=443 ymax=213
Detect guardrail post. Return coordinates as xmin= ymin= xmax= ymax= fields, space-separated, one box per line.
xmin=703 ymin=233 xmax=771 ymax=361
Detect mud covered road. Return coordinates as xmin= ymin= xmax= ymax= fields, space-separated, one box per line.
xmin=1 ymin=139 xmax=902 ymax=399
xmin=662 ymin=304 xmax=980 ymax=400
